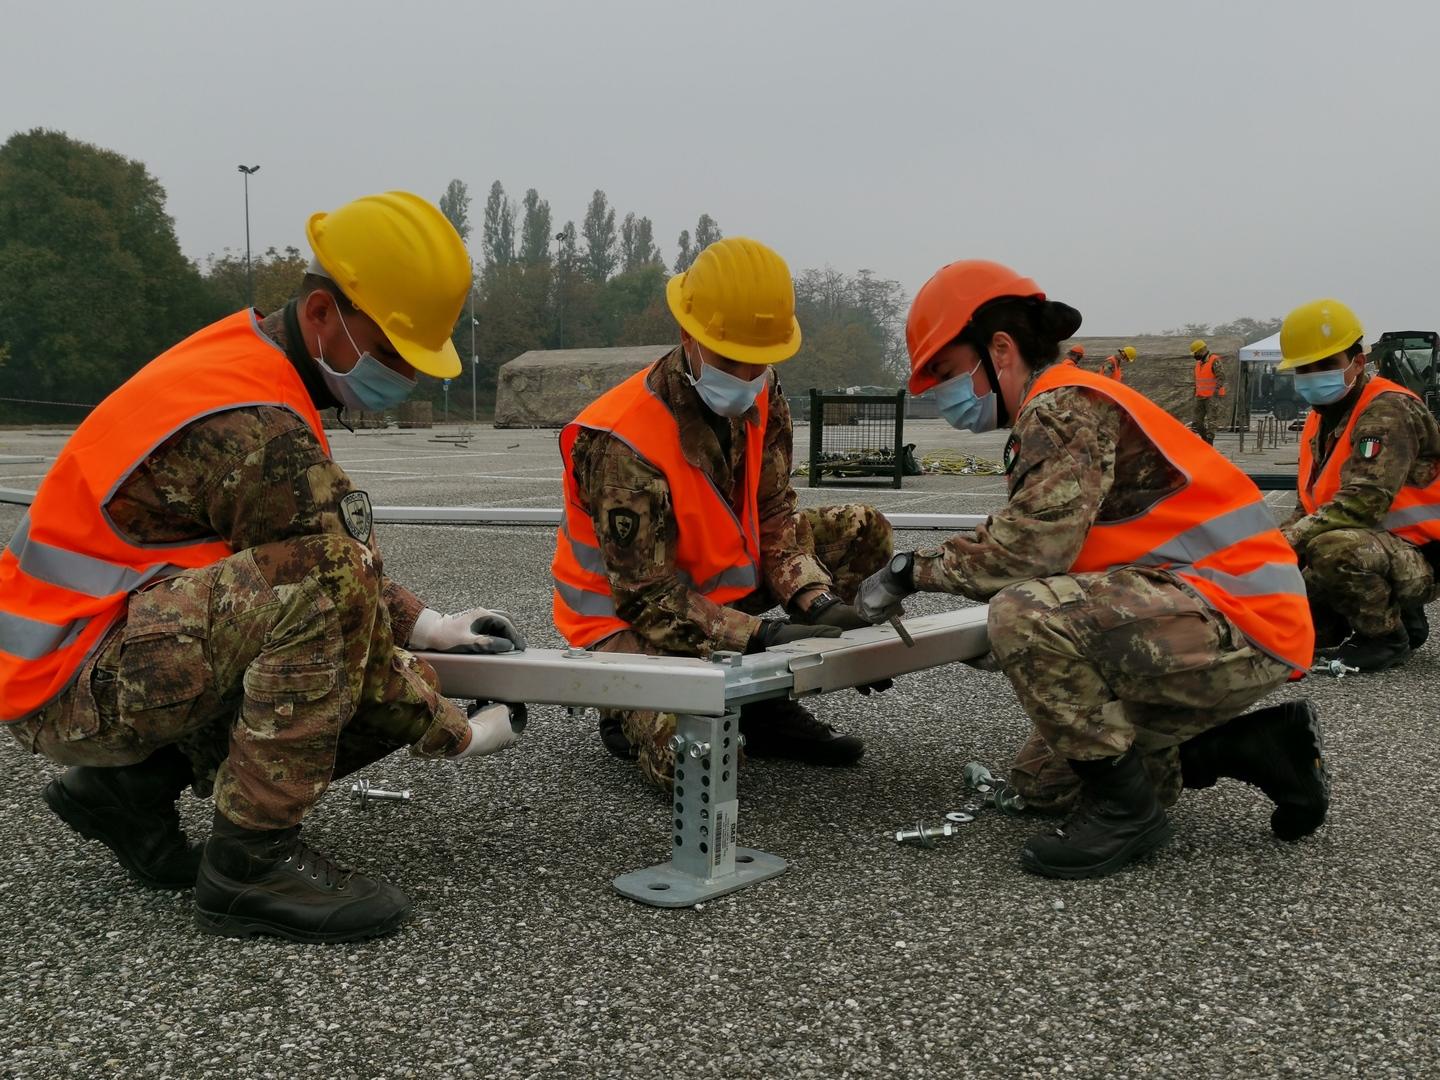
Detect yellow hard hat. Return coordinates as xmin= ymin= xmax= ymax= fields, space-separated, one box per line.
xmin=1189 ymin=339 xmax=1207 ymax=356
xmin=306 ymin=191 xmax=471 ymax=379
xmin=1121 ymin=345 xmax=1137 ymax=361
xmin=1278 ymin=298 xmax=1363 ymax=371
xmin=665 ymin=237 xmax=802 ymax=364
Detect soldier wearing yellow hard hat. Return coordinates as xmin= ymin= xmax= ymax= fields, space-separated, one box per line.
xmin=1277 ymin=298 xmax=1440 ymax=671
xmin=551 ymin=236 xmax=893 ymax=786
xmin=1100 ymin=345 xmax=1135 ymax=382
xmin=1 ymin=191 xmax=530 ymax=945
xmin=1189 ymin=339 xmax=1227 ymax=444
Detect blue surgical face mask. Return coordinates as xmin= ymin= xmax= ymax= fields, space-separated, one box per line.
xmin=315 ymin=312 xmax=417 ymax=412
xmin=933 ymin=370 xmax=998 ymax=433
xmin=686 ymin=347 xmax=766 ymax=418
xmin=1294 ymin=359 xmax=1356 ymax=407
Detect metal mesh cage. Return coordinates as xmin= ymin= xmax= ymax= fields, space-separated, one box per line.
xmin=807 ymin=389 xmax=905 ymax=488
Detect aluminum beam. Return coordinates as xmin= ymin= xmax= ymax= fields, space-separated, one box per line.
xmin=420 ymin=606 xmax=992 ymax=713
xmin=0 ymin=487 xmax=34 ymax=506
xmin=373 ymin=505 xmax=988 ymax=531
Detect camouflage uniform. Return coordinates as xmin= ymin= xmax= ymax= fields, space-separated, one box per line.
xmin=7 ymin=306 xmax=470 ymax=829
xmin=910 ymin=378 xmax=1292 ymax=812
xmin=570 ymin=347 xmax=892 ymax=785
xmin=1282 ymin=374 xmax=1440 ymax=637
xmin=1193 ymin=354 xmax=1227 ymax=444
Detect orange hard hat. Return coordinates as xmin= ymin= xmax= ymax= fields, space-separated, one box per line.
xmin=907 ymin=260 xmax=1044 ymax=393
xmin=1068 ymin=344 xmax=1085 ymax=358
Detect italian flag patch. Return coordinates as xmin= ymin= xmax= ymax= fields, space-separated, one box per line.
xmin=1357 ymin=435 xmax=1383 ymax=459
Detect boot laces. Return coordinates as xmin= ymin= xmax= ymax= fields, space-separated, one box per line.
xmin=280 ymin=837 xmax=355 ymax=891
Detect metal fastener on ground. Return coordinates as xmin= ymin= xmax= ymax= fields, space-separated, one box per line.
xmin=351 ymin=779 xmax=412 ymax=810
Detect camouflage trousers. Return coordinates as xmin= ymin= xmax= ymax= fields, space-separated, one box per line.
xmin=987 ymin=567 xmax=1293 ymax=813
xmin=8 ymin=535 xmax=468 ymax=830
xmin=598 ymin=504 xmax=892 ymax=787
xmin=1193 ymin=396 xmax=1218 ymax=444
xmin=1303 ymin=528 xmax=1437 ymax=638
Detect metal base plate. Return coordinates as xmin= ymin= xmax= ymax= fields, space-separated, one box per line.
xmin=612 ymin=848 xmax=787 ymax=908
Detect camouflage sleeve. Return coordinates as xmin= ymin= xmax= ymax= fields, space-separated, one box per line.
xmin=572 ymin=431 xmax=760 ymax=656
xmin=756 ymin=383 xmax=830 ymax=603
xmin=1283 ymin=393 xmax=1425 ymax=554
xmin=912 ymin=386 xmax=1119 ymax=601
xmin=114 ymin=407 xmax=426 ymax=641
xmin=1215 ymin=356 xmax=1227 ymax=393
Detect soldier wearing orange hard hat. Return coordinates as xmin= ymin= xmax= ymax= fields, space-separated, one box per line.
xmin=0 ymin=192 xmax=529 ymax=944
xmin=852 ymin=259 xmax=1326 ymax=880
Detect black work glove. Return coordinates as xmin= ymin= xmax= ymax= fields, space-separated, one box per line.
xmin=745 ymin=619 xmax=844 ymax=654
xmin=790 ymin=590 xmax=871 ymax=631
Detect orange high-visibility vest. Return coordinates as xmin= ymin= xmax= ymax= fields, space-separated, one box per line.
xmin=1195 ymin=354 xmax=1224 ymax=398
xmin=0 ymin=311 xmax=330 ymax=722
xmin=1102 ymin=356 xmax=1125 ymax=383
xmin=1298 ymin=375 xmax=1440 ymax=546
xmin=552 ymin=363 xmax=768 ymax=648
xmin=1022 ymin=365 xmax=1313 ymax=672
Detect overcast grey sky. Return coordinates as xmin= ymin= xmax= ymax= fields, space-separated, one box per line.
xmin=3 ymin=0 xmax=1437 ymax=338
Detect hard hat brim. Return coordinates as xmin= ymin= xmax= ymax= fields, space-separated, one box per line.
xmin=1277 ymin=332 xmax=1363 ymax=372
xmin=665 ymin=274 xmax=802 ymax=365
xmin=393 ymin=334 xmax=463 ymax=379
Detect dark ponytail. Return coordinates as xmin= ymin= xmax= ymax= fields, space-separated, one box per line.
xmin=958 ymin=296 xmax=1084 ymax=372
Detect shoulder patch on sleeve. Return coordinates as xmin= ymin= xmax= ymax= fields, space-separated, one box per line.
xmin=1003 ymin=432 xmax=1021 ymax=474
xmin=1357 ymin=435 xmax=1383 ymax=460
xmin=607 ymin=507 xmax=640 ymax=548
xmin=339 ymin=490 xmax=373 ymax=543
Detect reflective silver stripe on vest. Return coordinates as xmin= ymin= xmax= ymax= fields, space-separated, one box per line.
xmin=561 ymin=525 xmax=609 ymax=577
xmin=559 ymin=527 xmax=758 ymax=595
xmin=553 ymin=577 xmax=618 ymax=618
xmin=1143 ymin=501 xmax=1279 ymax=567
xmin=5 ymin=513 xmax=169 ymax=598
xmin=0 ymin=608 xmax=86 ymax=661
xmin=1383 ymin=503 xmax=1440 ymax=531
xmin=1183 ymin=561 xmax=1306 ymax=598
xmin=693 ymin=564 xmax=759 ymax=593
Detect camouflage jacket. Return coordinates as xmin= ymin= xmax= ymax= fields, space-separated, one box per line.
xmin=106 ymin=305 xmax=426 ymax=644
xmin=568 ymin=346 xmax=829 ymax=655
xmin=1283 ymin=371 xmax=1440 ymax=554
xmin=913 ymin=379 xmax=1186 ymax=600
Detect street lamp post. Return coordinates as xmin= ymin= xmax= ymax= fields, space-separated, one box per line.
xmin=554 ymin=231 xmax=567 ymax=348
xmin=237 ymin=164 xmax=261 ymax=308
xmin=469 ymin=264 xmax=478 ymax=422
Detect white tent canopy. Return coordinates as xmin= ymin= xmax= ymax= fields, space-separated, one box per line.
xmin=1239 ymin=332 xmax=1282 ymax=364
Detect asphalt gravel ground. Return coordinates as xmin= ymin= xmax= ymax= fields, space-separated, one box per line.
xmin=1 ymin=421 xmax=1436 ymax=1080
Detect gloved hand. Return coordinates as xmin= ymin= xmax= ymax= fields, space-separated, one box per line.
xmin=745 ymin=620 xmax=843 ymax=654
xmin=408 ymin=607 xmax=528 ymax=654
xmin=454 ymin=701 xmax=528 ymax=758
xmin=855 ymin=563 xmax=915 ymax=624
xmin=791 ymin=591 xmax=871 ymax=631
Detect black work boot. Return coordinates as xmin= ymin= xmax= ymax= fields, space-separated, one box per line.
xmin=42 ymin=745 xmax=200 ymax=889
xmin=1179 ymin=699 xmax=1328 ymax=841
xmin=194 ymin=813 xmax=411 ymax=943
xmin=1401 ymin=604 xmax=1429 ymax=650
xmin=1020 ymin=752 xmax=1172 ymax=879
xmin=739 ymin=699 xmax=864 ymax=766
xmin=598 ymin=713 xmax=637 ymax=760
xmin=1328 ymin=626 xmax=1411 ymax=672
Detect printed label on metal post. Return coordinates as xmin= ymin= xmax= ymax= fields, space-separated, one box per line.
xmin=712 ymin=800 xmax=739 ymax=875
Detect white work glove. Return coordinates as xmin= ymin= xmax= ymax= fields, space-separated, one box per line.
xmin=409 ymin=607 xmax=527 ymax=654
xmin=855 ymin=564 xmax=914 ymax=624
xmin=454 ymin=701 xmax=528 ymax=758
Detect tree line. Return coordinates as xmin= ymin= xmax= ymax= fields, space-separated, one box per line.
xmin=0 ymin=128 xmax=911 ymax=422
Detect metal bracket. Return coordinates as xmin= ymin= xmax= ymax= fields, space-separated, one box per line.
xmin=613 ymin=710 xmax=786 ymax=907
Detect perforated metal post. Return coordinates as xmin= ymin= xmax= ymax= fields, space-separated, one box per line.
xmin=612 ymin=709 xmax=786 ymax=907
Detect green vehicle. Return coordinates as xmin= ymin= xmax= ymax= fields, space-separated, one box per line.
xmin=1371 ymin=331 xmax=1440 ymax=419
